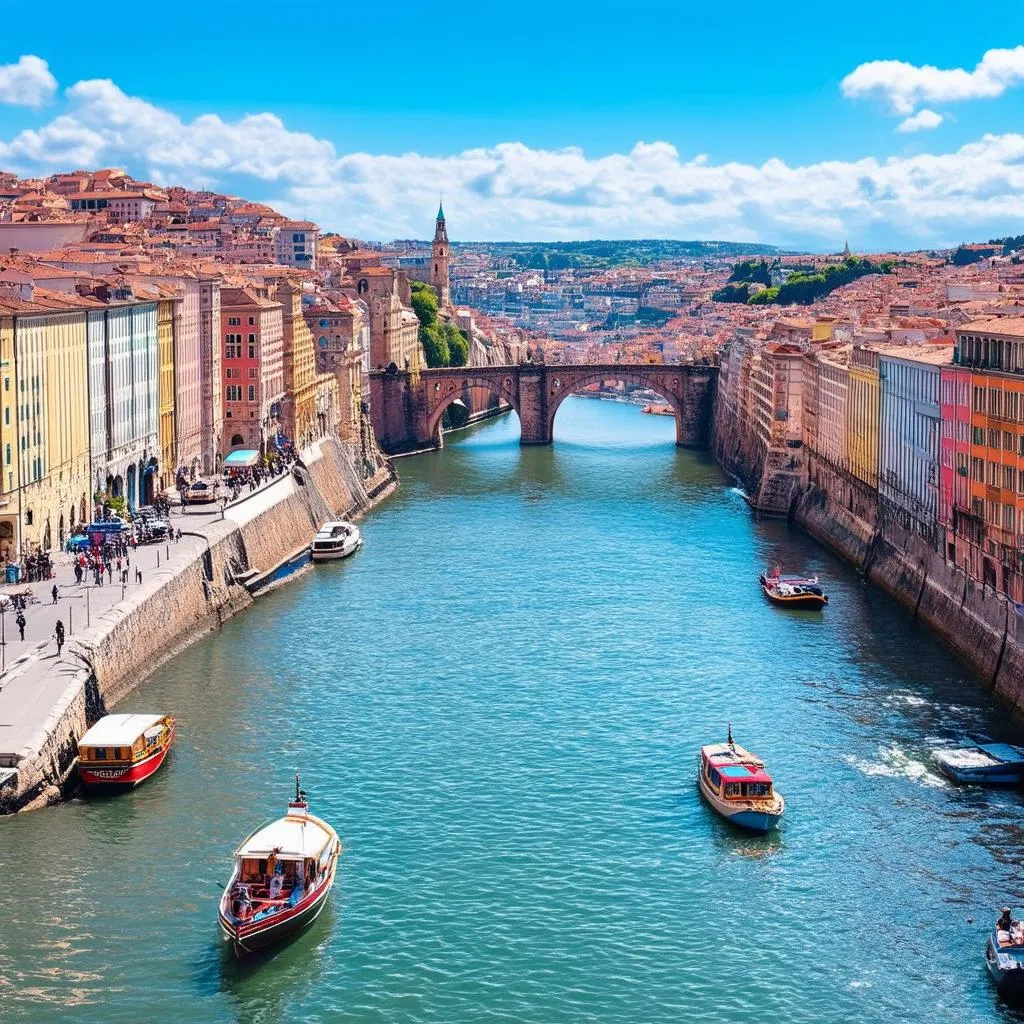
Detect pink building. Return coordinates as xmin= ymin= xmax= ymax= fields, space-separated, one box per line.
xmin=939 ymin=365 xmax=973 ymax=537
xmin=220 ymin=286 xmax=284 ymax=453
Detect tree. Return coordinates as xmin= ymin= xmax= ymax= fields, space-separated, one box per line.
xmin=421 ymin=322 xmax=451 ymax=368
xmin=409 ymin=280 xmax=439 ymax=328
xmin=448 ymin=326 xmax=469 ymax=367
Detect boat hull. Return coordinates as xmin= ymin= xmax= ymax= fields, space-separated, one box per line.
xmin=698 ymin=771 xmax=784 ymax=834
xmin=987 ymin=936 xmax=1024 ymax=1000
xmin=760 ymin=582 xmax=828 ymax=610
xmin=79 ymin=729 xmax=174 ymax=792
xmin=938 ymin=763 xmax=1024 ymax=786
xmin=310 ymin=538 xmax=362 ymax=563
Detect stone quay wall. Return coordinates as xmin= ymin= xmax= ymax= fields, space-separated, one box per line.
xmin=715 ymin=396 xmax=1024 ymax=711
xmin=3 ymin=435 xmax=398 ymax=813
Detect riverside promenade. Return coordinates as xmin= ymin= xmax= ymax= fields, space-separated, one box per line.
xmin=0 ymin=484 xmax=272 ymax=781
xmin=0 ymin=437 xmax=397 ymax=809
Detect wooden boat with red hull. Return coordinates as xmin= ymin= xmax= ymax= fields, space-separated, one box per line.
xmin=759 ymin=569 xmax=828 ymax=610
xmin=219 ymin=776 xmax=341 ymax=956
xmin=77 ymin=713 xmax=175 ymax=792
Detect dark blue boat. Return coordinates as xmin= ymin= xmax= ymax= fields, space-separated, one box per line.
xmin=934 ymin=742 xmax=1024 ymax=785
xmin=987 ymin=913 xmax=1024 ymax=1001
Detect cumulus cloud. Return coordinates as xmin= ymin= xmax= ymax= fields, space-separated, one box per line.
xmin=896 ymin=109 xmax=944 ymax=133
xmin=0 ymin=55 xmax=57 ymax=108
xmin=2 ymin=77 xmax=1024 ymax=248
xmin=842 ymin=45 xmax=1024 ymax=114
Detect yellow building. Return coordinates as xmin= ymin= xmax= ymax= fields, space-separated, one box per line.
xmin=847 ymin=345 xmax=880 ymax=489
xmin=277 ymin=279 xmax=338 ymax=449
xmin=157 ymin=293 xmax=177 ymax=492
xmin=14 ymin=303 xmax=91 ymax=552
xmin=0 ymin=308 xmax=18 ymax=562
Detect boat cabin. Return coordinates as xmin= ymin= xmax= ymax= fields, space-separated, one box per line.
xmin=700 ymin=743 xmax=775 ymax=802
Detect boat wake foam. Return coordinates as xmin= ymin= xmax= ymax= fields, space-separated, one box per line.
xmin=842 ymin=744 xmax=947 ymax=788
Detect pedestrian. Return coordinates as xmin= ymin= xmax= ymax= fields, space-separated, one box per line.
xmin=135 ymin=568 xmax=142 ymax=585
xmin=74 ymin=564 xmax=82 ymax=585
xmin=122 ymin=569 xmax=128 ymax=585
xmin=106 ymin=561 xmax=113 ymax=583
xmin=53 ymin=619 xmax=64 ymax=658
xmin=126 ymin=553 xmax=130 ymax=568
xmin=51 ymin=583 xmax=58 ymax=605
xmin=16 ymin=611 xmax=25 ymax=641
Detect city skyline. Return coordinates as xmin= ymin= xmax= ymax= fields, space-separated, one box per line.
xmin=0 ymin=3 xmax=1022 ymax=248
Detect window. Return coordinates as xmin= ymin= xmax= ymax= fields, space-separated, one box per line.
xmin=248 ymin=317 xmax=255 ymax=326
xmin=1008 ymin=392 xmax=1021 ymax=422
xmin=988 ymin=461 xmax=1000 ymax=486
xmin=4 ymin=444 xmax=8 ymax=465
xmin=1005 ymin=431 xmax=1015 ymax=452
xmin=225 ymin=334 xmax=242 ymax=358
xmin=248 ymin=367 xmax=257 ymax=379
xmin=988 ymin=429 xmax=1000 ymax=449
xmin=25 ymin=509 xmax=32 ymax=525
xmin=248 ymin=385 xmax=256 ymax=402
xmin=989 ymin=388 xmax=1003 ymax=417
xmin=225 ymin=385 xmax=242 ymax=401
xmin=1004 ymin=504 xmax=1016 ymax=530
xmin=974 ymin=386 xmax=986 ymax=412
xmin=228 ymin=317 xmax=241 ymax=326
xmin=1004 ymin=465 xmax=1017 ymax=491
xmin=971 ymin=456 xmax=985 ymax=481
xmin=973 ymin=426 xmax=985 ymax=445
xmin=248 ymin=338 xmax=256 ymax=359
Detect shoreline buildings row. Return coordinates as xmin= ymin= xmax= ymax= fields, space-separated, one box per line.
xmin=718 ymin=304 xmax=1024 ymax=604
xmin=0 ymin=168 xmax=468 ymax=563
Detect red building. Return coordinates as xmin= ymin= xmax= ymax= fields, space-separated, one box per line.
xmin=220 ymin=286 xmax=285 ymax=454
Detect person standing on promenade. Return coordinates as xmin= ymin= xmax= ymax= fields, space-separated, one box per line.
xmin=16 ymin=611 xmax=25 ymax=640
xmin=106 ymin=561 xmax=113 ymax=583
xmin=53 ymin=620 xmax=64 ymax=658
xmin=51 ymin=584 xmax=58 ymax=605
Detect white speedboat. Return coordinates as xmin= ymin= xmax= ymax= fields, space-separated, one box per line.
xmin=310 ymin=521 xmax=362 ymax=562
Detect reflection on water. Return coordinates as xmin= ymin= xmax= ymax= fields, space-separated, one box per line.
xmin=2 ymin=397 xmax=1024 ymax=1023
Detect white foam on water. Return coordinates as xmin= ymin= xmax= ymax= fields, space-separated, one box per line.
xmin=843 ymin=744 xmax=948 ymax=788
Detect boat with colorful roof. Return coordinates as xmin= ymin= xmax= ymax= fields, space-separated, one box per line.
xmin=759 ymin=568 xmax=828 ymax=610
xmin=986 ymin=908 xmax=1024 ymax=1000
xmin=77 ymin=713 xmax=175 ymax=792
xmin=698 ymin=728 xmax=785 ymax=833
xmin=218 ymin=775 xmax=341 ymax=956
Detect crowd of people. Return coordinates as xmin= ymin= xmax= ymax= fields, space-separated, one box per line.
xmin=223 ymin=447 xmax=299 ymax=504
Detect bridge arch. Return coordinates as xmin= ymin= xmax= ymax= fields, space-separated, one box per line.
xmin=545 ymin=368 xmax=686 ymax=444
xmin=424 ymin=371 xmax=521 ymax=444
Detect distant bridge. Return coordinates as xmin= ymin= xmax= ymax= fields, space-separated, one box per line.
xmin=368 ymin=362 xmax=718 ymax=453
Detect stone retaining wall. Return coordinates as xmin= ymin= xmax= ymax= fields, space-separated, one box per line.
xmin=3 ymin=435 xmax=398 ymax=813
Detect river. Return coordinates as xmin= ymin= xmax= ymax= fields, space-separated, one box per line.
xmin=2 ymin=396 xmax=1024 ymax=1024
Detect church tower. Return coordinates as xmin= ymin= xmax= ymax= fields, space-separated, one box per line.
xmin=431 ymin=201 xmax=451 ymax=307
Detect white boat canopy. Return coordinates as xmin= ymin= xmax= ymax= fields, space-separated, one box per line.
xmin=235 ymin=816 xmax=333 ymax=862
xmin=79 ymin=714 xmax=165 ymax=747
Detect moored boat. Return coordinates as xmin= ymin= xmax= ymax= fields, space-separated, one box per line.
xmin=934 ymin=742 xmax=1024 ymax=785
xmin=698 ymin=729 xmax=784 ymax=833
xmin=759 ymin=569 xmax=828 ymax=610
xmin=219 ymin=776 xmax=341 ymax=956
xmin=77 ymin=713 xmax=175 ymax=792
xmin=986 ymin=909 xmax=1024 ymax=1001
xmin=310 ymin=520 xmax=362 ymax=563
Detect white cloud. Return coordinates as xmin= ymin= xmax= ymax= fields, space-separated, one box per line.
xmin=0 ymin=55 xmax=57 ymax=108
xmin=896 ymin=109 xmax=944 ymax=133
xmin=842 ymin=45 xmax=1024 ymax=114
xmin=2 ymin=77 xmax=1024 ymax=248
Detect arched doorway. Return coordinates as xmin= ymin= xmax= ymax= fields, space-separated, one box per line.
xmin=58 ymin=515 xmax=65 ymax=547
xmin=80 ymin=496 xmax=87 ymax=525
xmin=113 ymin=474 xmax=124 ymax=499
xmin=231 ymin=433 xmax=245 ymax=448
xmin=126 ymin=464 xmax=136 ymax=511
xmin=42 ymin=519 xmax=51 ymax=552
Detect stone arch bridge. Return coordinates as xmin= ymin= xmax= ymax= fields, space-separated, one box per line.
xmin=369 ymin=362 xmax=718 ymax=452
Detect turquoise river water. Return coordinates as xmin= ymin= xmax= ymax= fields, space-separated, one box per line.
xmin=2 ymin=397 xmax=1024 ymax=1024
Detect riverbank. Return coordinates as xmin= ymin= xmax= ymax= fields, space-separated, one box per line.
xmin=712 ymin=400 xmax=1024 ymax=712
xmin=0 ymin=434 xmax=398 ymax=814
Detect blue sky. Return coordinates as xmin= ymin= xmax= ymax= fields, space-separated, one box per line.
xmin=0 ymin=0 xmax=1022 ymax=248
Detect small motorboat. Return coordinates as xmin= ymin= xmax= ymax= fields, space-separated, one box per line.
xmin=219 ymin=776 xmax=341 ymax=956
xmin=934 ymin=742 xmax=1024 ymax=785
xmin=986 ymin=910 xmax=1024 ymax=1000
xmin=311 ymin=520 xmax=363 ymax=563
xmin=77 ymin=713 xmax=175 ymax=792
xmin=760 ymin=569 xmax=828 ymax=610
xmin=698 ymin=728 xmax=785 ymax=834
